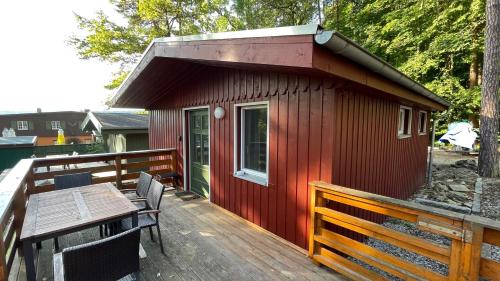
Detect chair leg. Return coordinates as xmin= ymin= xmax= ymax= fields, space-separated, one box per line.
xmin=99 ymin=225 xmax=104 ymax=238
xmin=149 ymin=226 xmax=154 ymax=242
xmin=156 ymin=224 xmax=165 ymax=255
xmin=54 ymin=237 xmax=59 ymax=252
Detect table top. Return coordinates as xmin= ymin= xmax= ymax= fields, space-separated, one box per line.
xmin=21 ymin=182 xmax=138 ymax=241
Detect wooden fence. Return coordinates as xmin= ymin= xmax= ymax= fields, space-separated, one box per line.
xmin=308 ymin=181 xmax=500 ymax=281
xmin=0 ymin=149 xmax=177 ymax=280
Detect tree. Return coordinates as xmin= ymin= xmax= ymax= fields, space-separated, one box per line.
xmin=322 ymin=0 xmax=486 ymax=133
xmin=478 ymin=0 xmax=500 ymax=177
xmin=69 ymin=0 xmax=318 ymax=92
xmin=69 ymin=0 xmax=232 ymax=90
xmin=231 ymin=0 xmax=317 ymax=29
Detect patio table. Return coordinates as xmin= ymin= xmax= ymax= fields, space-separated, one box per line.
xmin=20 ymin=182 xmax=138 ymax=281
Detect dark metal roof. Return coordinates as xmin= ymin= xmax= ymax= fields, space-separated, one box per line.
xmin=81 ymin=112 xmax=149 ymax=133
xmin=0 ymin=136 xmax=37 ymax=147
xmin=0 ymin=111 xmax=89 ymax=137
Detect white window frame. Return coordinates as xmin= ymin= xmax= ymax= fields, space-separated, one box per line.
xmin=17 ymin=121 xmax=28 ymax=131
xmin=418 ymin=111 xmax=427 ymax=135
xmin=398 ymin=105 xmax=412 ymax=138
xmin=51 ymin=121 xmax=61 ymax=130
xmin=233 ymin=101 xmax=269 ymax=186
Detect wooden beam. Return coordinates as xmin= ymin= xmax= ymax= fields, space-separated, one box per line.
xmin=312 ymin=46 xmax=446 ymax=111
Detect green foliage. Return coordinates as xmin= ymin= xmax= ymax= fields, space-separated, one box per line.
xmin=323 ymin=0 xmax=486 ymax=131
xmin=70 ymin=0 xmax=319 ymax=90
xmin=71 ymin=0 xmax=486 ymax=131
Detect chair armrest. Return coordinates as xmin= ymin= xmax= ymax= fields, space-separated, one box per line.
xmin=120 ymin=189 xmax=137 ymax=193
xmin=139 ymin=210 xmax=161 ymax=215
xmin=130 ymin=198 xmax=147 ymax=202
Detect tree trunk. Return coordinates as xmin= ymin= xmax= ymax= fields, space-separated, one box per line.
xmin=469 ymin=49 xmax=479 ymax=87
xmin=478 ymin=0 xmax=500 ymax=177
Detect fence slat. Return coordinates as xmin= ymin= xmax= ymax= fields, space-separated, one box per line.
xmin=316 ymin=207 xmax=450 ymax=264
xmin=308 ymin=181 xmax=500 ymax=281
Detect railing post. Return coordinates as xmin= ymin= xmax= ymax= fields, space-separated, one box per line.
xmin=171 ymin=150 xmax=177 ymax=172
xmin=308 ymin=183 xmax=325 ymax=263
xmin=460 ymin=221 xmax=483 ymax=281
xmin=0 ymin=223 xmax=7 ymax=281
xmin=26 ymin=167 xmax=35 ymax=196
xmin=115 ymin=156 xmax=122 ymax=189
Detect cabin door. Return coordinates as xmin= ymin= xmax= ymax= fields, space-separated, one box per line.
xmin=188 ymin=109 xmax=210 ymax=198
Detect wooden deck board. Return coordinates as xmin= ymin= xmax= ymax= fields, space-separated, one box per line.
xmin=11 ymin=190 xmax=346 ymax=281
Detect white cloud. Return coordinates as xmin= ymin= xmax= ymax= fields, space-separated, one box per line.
xmin=0 ymin=0 xmax=126 ymax=112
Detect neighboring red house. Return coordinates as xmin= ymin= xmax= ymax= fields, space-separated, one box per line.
xmin=111 ymin=24 xmax=449 ymax=249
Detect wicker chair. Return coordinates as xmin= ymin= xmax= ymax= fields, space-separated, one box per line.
xmin=121 ymin=172 xmax=153 ymax=211
xmin=100 ymin=172 xmax=154 ymax=236
xmin=121 ymin=179 xmax=165 ymax=254
xmin=53 ymin=227 xmax=141 ymax=281
xmin=53 ymin=172 xmax=93 ymax=250
xmin=54 ymin=172 xmax=92 ymax=190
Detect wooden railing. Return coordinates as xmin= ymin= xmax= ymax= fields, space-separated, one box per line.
xmin=0 ymin=149 xmax=177 ymax=280
xmin=308 ymin=181 xmax=500 ymax=281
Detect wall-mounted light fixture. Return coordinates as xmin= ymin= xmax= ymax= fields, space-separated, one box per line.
xmin=214 ymin=106 xmax=225 ymax=119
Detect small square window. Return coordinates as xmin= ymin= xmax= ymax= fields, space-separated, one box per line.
xmin=398 ymin=106 xmax=412 ymax=138
xmin=17 ymin=121 xmax=28 ymax=130
xmin=418 ymin=111 xmax=427 ymax=135
xmin=234 ymin=102 xmax=269 ymax=186
xmin=51 ymin=121 xmax=61 ymax=130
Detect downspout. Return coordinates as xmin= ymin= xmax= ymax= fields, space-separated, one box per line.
xmin=427 ymin=115 xmax=436 ymax=187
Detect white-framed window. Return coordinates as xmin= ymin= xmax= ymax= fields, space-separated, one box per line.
xmin=418 ymin=111 xmax=427 ymax=135
xmin=51 ymin=121 xmax=61 ymax=130
xmin=234 ymin=101 xmax=269 ymax=186
xmin=398 ymin=105 xmax=412 ymax=138
xmin=17 ymin=121 xmax=28 ymax=130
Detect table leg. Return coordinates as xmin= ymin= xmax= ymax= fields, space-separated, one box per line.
xmin=23 ymin=240 xmax=36 ymax=281
xmin=132 ymin=212 xmax=138 ymax=228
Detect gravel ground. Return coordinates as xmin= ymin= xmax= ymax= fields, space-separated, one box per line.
xmin=349 ymin=218 xmax=450 ymax=280
xmin=480 ymin=177 xmax=500 ymax=264
xmin=481 ymin=178 xmax=500 ymax=221
xmin=348 ymin=150 xmax=500 ymax=280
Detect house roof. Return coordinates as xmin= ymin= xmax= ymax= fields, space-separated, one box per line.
xmin=81 ymin=112 xmax=149 ymax=133
xmin=0 ymin=136 xmax=37 ymax=147
xmin=0 ymin=111 xmax=89 ymax=137
xmin=111 ymin=24 xmax=449 ymax=110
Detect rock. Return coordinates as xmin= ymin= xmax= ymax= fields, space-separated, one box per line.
xmin=454 ymin=159 xmax=477 ymax=170
xmin=448 ymin=184 xmax=469 ymax=192
xmin=446 ymin=179 xmax=454 ymax=183
xmin=463 ymin=202 xmax=472 ymax=208
xmin=433 ymin=182 xmax=448 ymax=192
xmin=448 ymin=191 xmax=469 ymax=202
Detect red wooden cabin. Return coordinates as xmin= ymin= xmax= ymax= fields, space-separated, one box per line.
xmin=111 ymin=24 xmax=449 ymax=249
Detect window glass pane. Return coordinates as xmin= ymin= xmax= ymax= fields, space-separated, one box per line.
xmin=202 ymin=134 xmax=209 ymax=165
xmin=194 ymin=116 xmax=201 ymax=129
xmin=398 ymin=110 xmax=404 ymax=132
xmin=419 ymin=113 xmax=426 ymax=132
xmin=243 ymin=107 xmax=267 ymax=173
xmin=202 ymin=115 xmax=208 ymax=130
xmin=193 ymin=134 xmax=202 ymax=163
xmin=403 ymin=109 xmax=410 ymax=134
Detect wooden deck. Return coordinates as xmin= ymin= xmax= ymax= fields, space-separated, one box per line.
xmin=9 ymin=189 xmax=345 ymax=281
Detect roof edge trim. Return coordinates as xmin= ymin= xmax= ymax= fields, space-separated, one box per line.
xmin=315 ymin=30 xmax=449 ymax=108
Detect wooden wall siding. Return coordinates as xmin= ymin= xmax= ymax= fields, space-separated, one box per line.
xmin=148 ymin=66 xmax=429 ymax=249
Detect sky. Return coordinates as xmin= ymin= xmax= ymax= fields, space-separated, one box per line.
xmin=0 ymin=1 xmax=130 ymax=113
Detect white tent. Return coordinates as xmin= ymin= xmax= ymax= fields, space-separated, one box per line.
xmin=439 ymin=122 xmax=478 ymax=150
